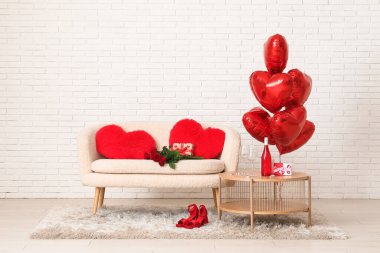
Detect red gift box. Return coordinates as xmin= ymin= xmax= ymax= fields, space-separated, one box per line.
xmin=273 ymin=163 xmax=292 ymax=176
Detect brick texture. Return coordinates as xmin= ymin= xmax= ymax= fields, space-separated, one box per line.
xmin=1 ymin=0 xmax=380 ymax=199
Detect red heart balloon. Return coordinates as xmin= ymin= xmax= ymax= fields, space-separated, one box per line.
xmin=277 ymin=120 xmax=315 ymax=155
xmin=287 ymin=69 xmax=312 ymax=106
xmin=96 ymin=125 xmax=156 ymax=159
xmin=264 ymin=34 xmax=288 ymax=74
xmin=169 ymin=119 xmax=225 ymax=159
xmin=242 ymin=107 xmax=275 ymax=144
xmin=250 ymin=71 xmax=292 ymax=113
xmin=270 ymin=106 xmax=307 ymax=146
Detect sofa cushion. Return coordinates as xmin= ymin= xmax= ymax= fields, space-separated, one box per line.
xmin=96 ymin=124 xmax=156 ymax=159
xmin=169 ymin=119 xmax=225 ymax=159
xmin=91 ymin=159 xmax=224 ymax=175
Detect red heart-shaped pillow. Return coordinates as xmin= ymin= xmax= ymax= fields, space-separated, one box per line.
xmin=96 ymin=125 xmax=156 ymax=159
xmin=276 ymin=120 xmax=315 ymax=155
xmin=250 ymin=71 xmax=292 ymax=113
xmin=270 ymin=106 xmax=306 ymax=146
xmin=242 ymin=107 xmax=275 ymax=144
xmin=169 ymin=119 xmax=225 ymax=159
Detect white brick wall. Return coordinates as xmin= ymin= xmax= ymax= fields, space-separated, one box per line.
xmin=1 ymin=0 xmax=379 ymax=199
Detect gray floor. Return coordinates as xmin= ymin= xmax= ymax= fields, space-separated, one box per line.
xmin=0 ymin=198 xmax=379 ymax=253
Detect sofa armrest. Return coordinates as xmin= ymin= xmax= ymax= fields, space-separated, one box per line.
xmin=219 ymin=126 xmax=241 ymax=173
xmin=77 ymin=125 xmax=102 ymax=177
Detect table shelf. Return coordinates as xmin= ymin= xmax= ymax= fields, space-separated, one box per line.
xmin=220 ymin=199 xmax=308 ymax=215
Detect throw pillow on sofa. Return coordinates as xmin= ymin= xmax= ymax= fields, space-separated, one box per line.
xmin=169 ymin=119 xmax=225 ymax=159
xmin=96 ymin=124 xmax=156 ymax=159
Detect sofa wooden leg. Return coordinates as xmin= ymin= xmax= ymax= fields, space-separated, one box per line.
xmin=212 ymin=188 xmax=219 ymax=209
xmin=93 ymin=187 xmax=101 ymax=215
xmin=99 ymin=187 xmax=105 ymax=208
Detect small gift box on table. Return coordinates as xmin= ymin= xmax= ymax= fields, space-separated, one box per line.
xmin=171 ymin=143 xmax=193 ymax=156
xmin=273 ymin=163 xmax=292 ymax=176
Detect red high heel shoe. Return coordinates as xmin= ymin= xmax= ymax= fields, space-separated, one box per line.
xmin=185 ymin=205 xmax=208 ymax=229
xmin=176 ymin=204 xmax=198 ymax=228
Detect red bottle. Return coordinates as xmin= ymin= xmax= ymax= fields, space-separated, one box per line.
xmin=261 ymin=137 xmax=272 ymax=176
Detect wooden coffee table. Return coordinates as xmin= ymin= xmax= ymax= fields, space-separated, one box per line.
xmin=218 ymin=170 xmax=311 ymax=230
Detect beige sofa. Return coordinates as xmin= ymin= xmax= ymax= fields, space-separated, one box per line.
xmin=78 ymin=122 xmax=241 ymax=214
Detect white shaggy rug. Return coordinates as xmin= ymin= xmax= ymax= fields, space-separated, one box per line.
xmin=30 ymin=205 xmax=349 ymax=240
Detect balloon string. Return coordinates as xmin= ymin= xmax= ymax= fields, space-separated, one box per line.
xmin=279 ymin=154 xmax=281 ymax=163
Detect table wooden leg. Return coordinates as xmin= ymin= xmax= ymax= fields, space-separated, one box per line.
xmin=218 ymin=177 xmax=222 ymax=220
xmin=308 ymin=176 xmax=312 ymax=226
xmin=250 ymin=180 xmax=254 ymax=230
xmin=274 ymin=181 xmax=278 ymax=215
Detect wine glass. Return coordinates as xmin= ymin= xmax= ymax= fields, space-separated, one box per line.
xmin=248 ymin=146 xmax=255 ymax=170
xmin=240 ymin=144 xmax=249 ymax=168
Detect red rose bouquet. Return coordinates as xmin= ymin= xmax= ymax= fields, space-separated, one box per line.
xmin=145 ymin=146 xmax=202 ymax=169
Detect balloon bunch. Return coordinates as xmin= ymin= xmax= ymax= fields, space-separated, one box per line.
xmin=243 ymin=34 xmax=315 ymax=155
